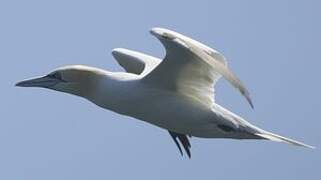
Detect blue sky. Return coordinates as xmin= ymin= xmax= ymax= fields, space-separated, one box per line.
xmin=0 ymin=0 xmax=320 ymax=179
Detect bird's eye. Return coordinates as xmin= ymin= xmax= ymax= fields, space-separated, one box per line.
xmin=47 ymin=72 xmax=62 ymax=80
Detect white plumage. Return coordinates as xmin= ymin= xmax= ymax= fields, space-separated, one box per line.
xmin=16 ymin=27 xmax=314 ymax=158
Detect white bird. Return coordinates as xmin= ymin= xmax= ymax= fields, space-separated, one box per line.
xmin=16 ymin=27 xmax=314 ymax=158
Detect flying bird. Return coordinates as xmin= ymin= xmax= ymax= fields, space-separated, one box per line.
xmin=16 ymin=27 xmax=314 ymax=158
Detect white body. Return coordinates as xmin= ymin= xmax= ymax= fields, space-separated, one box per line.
xmin=89 ymin=72 xmax=257 ymax=139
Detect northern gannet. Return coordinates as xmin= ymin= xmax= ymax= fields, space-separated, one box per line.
xmin=16 ymin=27 xmax=314 ymax=158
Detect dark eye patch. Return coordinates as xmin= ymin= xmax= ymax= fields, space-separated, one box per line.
xmin=47 ymin=72 xmax=63 ymax=81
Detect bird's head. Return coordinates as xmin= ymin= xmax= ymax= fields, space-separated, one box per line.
xmin=16 ymin=65 xmax=104 ymax=98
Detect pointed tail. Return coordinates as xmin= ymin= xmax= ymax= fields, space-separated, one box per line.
xmin=255 ymin=131 xmax=315 ymax=149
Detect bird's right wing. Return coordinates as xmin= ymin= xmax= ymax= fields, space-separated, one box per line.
xmin=112 ymin=48 xmax=161 ymax=75
xmin=143 ymin=28 xmax=253 ymax=108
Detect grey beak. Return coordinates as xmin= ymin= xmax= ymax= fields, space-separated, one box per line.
xmin=15 ymin=76 xmax=60 ymax=88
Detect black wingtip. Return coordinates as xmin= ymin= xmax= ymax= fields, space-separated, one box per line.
xmin=248 ymin=97 xmax=254 ymax=109
xmin=244 ymin=91 xmax=254 ymax=109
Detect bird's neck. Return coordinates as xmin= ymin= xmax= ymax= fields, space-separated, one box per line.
xmin=85 ymin=72 xmax=140 ymax=114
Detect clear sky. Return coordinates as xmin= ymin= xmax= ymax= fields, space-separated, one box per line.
xmin=0 ymin=0 xmax=320 ymax=179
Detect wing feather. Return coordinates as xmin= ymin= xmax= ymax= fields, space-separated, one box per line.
xmin=143 ymin=28 xmax=253 ymax=108
xmin=112 ymin=48 xmax=161 ymax=75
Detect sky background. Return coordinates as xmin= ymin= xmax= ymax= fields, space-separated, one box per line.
xmin=0 ymin=0 xmax=320 ymax=179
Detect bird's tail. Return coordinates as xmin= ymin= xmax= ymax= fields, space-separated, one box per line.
xmin=255 ymin=131 xmax=315 ymax=149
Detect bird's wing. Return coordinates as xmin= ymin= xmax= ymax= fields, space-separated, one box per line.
xmin=143 ymin=28 xmax=253 ymax=108
xmin=168 ymin=131 xmax=191 ymax=158
xmin=112 ymin=48 xmax=161 ymax=75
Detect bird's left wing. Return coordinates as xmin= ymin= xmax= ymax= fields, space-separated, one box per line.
xmin=143 ymin=28 xmax=253 ymax=108
xmin=112 ymin=48 xmax=161 ymax=75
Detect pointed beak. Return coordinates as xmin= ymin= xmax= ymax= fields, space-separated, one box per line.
xmin=15 ymin=76 xmax=60 ymax=88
